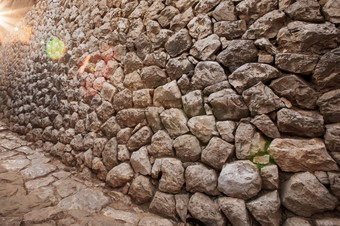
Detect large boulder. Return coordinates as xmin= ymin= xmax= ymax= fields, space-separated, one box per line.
xmin=268 ymin=138 xmax=339 ymax=172
xmin=281 ymin=172 xmax=337 ymax=217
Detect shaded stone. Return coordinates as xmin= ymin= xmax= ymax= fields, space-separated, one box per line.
xmin=144 ymin=51 xmax=167 ymax=68
xmin=113 ymin=89 xmax=133 ymax=112
xmin=102 ymin=137 xmax=118 ymax=170
xmin=315 ymin=218 xmax=340 ymax=226
xmin=153 ymin=81 xmax=182 ymax=109
xmin=201 ymin=137 xmax=234 ymax=170
xmin=100 ymin=82 xmax=117 ymax=102
xmin=117 ymin=128 xmax=133 ymax=145
xmin=116 ymin=109 xmax=145 ymax=128
xmin=123 ymin=71 xmax=145 ymax=91
xmin=328 ymin=172 xmax=340 ymax=199
xmin=214 ymin=20 xmax=246 ymax=39
xmin=182 ymin=90 xmax=205 ymax=118
xmin=96 ymin=101 xmax=114 ymax=122
xmin=92 ymin=158 xmax=107 ymax=181
xmin=101 ymin=116 xmax=121 ymax=138
xmin=149 ymin=130 xmax=174 ymax=158
xmin=325 ymin=123 xmax=340 ymax=152
xmin=158 ymin=6 xmax=179 ymax=28
xmin=85 ymin=112 xmax=101 ymax=132
xmin=188 ymin=192 xmax=226 ymax=226
xmin=216 ymin=40 xmax=258 ymax=72
xmin=218 ymin=160 xmax=261 ymax=199
xmin=145 ymin=106 xmax=164 ymax=133
xmin=283 ymin=217 xmax=312 ymax=226
xmin=140 ymin=66 xmax=168 ymax=89
xmin=192 ymin=61 xmax=227 ymax=90
xmin=185 ymin=164 xmax=218 ymax=195
xmin=160 ymin=108 xmax=189 ymax=137
xmin=236 ymin=0 xmax=278 ymax=24
xmin=173 ymin=134 xmax=201 ymax=162
xmin=106 ymin=163 xmax=134 ymax=188
xmin=133 ymin=89 xmax=153 ymax=108
xmin=285 ymin=0 xmax=324 ymax=22
xmin=246 ymin=190 xmax=281 ymax=226
xmin=268 ymin=138 xmax=339 ymax=172
xmin=213 ymin=0 xmax=237 ymax=21
xmin=127 ymin=126 xmax=153 ymax=151
xmin=117 ymin=145 xmax=130 ymax=162
xmin=175 ymin=194 xmax=189 ymax=223
xmin=128 ymin=175 xmax=154 ymax=204
xmin=130 ymin=146 xmax=152 ymax=175
xmin=251 ymin=114 xmax=280 ymax=138
xmin=188 ymin=115 xmax=218 ymax=143
xmin=165 ymin=29 xmax=192 ymax=57
xmin=275 ymin=53 xmax=319 ymax=75
xmin=243 ymin=82 xmax=284 ymax=116
xmin=150 ymin=191 xmax=176 ymax=219
xmin=203 ymin=81 xmax=231 ymax=96
xmin=235 ymin=122 xmax=256 ymax=160
xmin=323 ymin=0 xmax=340 ymax=24
xmin=281 ymin=172 xmax=337 ymax=217
xmin=166 ymin=55 xmax=194 ymax=80
xmin=317 ymin=89 xmax=340 ymax=123
xmin=261 ymin=165 xmax=279 ymax=190
xmin=187 ymin=14 xmax=212 ymax=40
xmin=216 ymin=120 xmax=236 ymax=143
xmin=123 ymin=52 xmax=143 ymax=74
xmin=159 ymin=158 xmax=185 ymax=194
xmin=270 ymin=74 xmax=318 ymax=109
xmin=190 ymin=34 xmax=221 ymax=61
xmin=208 ymin=89 xmax=249 ymax=121
xmin=218 ymin=197 xmax=251 ymax=226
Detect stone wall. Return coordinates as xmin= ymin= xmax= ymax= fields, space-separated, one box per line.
xmin=0 ymin=0 xmax=340 ymax=225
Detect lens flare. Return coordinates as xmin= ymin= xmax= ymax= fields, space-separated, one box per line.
xmin=46 ymin=38 xmax=66 ymax=60
xmin=79 ymin=55 xmax=91 ymax=74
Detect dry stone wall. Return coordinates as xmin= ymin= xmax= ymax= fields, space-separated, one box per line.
xmin=0 ymin=0 xmax=340 ymax=225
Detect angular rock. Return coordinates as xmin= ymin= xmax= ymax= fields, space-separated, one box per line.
xmin=127 ymin=126 xmax=153 ymax=151
xmin=106 ymin=163 xmax=134 ymax=188
xmin=113 ymin=89 xmax=133 ymax=112
xmin=317 ymin=89 xmax=340 ymax=123
xmin=213 ymin=0 xmax=237 ymax=21
xmin=328 ymin=172 xmax=340 ymax=199
xmin=285 ymin=0 xmax=324 ymax=22
xmin=218 ymin=197 xmax=251 ymax=226
xmin=23 ymin=206 xmax=64 ymax=224
xmin=173 ymin=134 xmax=201 ymax=162
xmin=236 ymin=0 xmax=278 ymax=24
xmin=277 ymin=21 xmax=339 ymax=54
xmin=145 ymin=106 xmax=164 ymax=133
xmin=216 ymin=40 xmax=258 ymax=72
xmin=229 ymin=63 xmax=280 ymax=94
xmin=283 ymin=217 xmax=312 ymax=226
xmin=187 ymin=115 xmax=217 ymax=143
xmin=100 ymin=82 xmax=117 ymax=102
xmin=218 ymin=160 xmax=261 ymax=199
xmin=325 ymin=123 xmax=340 ymax=152
xmin=261 ymin=165 xmax=279 ymax=190
xmin=275 ymin=53 xmax=319 ymax=75
xmin=323 ymin=0 xmax=340 ymax=24
xmin=268 ymin=138 xmax=339 ymax=172
xmin=203 ymin=80 xmax=231 ymax=96
xmin=123 ymin=52 xmax=143 ymax=74
xmin=188 ymin=192 xmax=226 ymax=226
xmin=85 ymin=112 xmax=101 ymax=132
xmin=123 ymin=71 xmax=145 ymax=91
xmin=116 ymin=109 xmax=145 ymax=128
xmin=214 ymin=20 xmax=247 ymax=39
xmin=243 ymin=82 xmax=284 ymax=116
xmin=235 ymin=123 xmax=256 ymax=160
xmin=140 ymin=66 xmax=168 ymax=89
xmin=242 ymin=10 xmax=286 ymax=39
xmin=270 ymin=74 xmax=318 ymax=109
xmin=201 ymin=137 xmax=234 ymax=170
xmin=117 ymin=128 xmax=133 ymax=145
xmin=165 ymin=29 xmax=192 ymax=57
xmin=158 ymin=6 xmax=179 ymax=28
xmin=144 ymin=51 xmax=167 ymax=68
xmin=170 ymin=7 xmax=194 ymax=32
xmin=149 ymin=191 xmax=176 ymax=219
xmin=187 ymin=14 xmax=212 ymax=40
xmin=185 ymin=164 xmax=218 ymax=195
xmin=313 ymin=47 xmax=340 ymax=92
xmin=208 ymin=89 xmax=249 ymax=121
xmin=159 ymin=158 xmax=185 ymax=194
xmin=182 ymin=90 xmax=205 ymax=118
xmin=246 ymin=190 xmax=281 ymax=226
xmin=194 ymin=0 xmax=221 ymax=13
xmin=281 ymin=172 xmax=337 ymax=217
xmin=96 ymin=101 xmax=114 ymax=122
xmin=102 ymin=137 xmax=118 ymax=170
xmin=192 ymin=61 xmax=227 ymax=90
xmin=251 ymin=114 xmax=280 ymax=138
xmin=166 ymin=55 xmax=194 ymax=80
xmin=160 ymin=108 xmax=189 ymax=137
xmin=132 ymin=89 xmax=153 ymax=108
xmin=175 ymin=194 xmax=189 ymax=223
xmin=92 ymin=158 xmax=107 ymax=181
xmin=190 ymin=34 xmax=221 ymax=61
xmin=128 ymin=175 xmax=154 ymax=204
xmin=153 ymin=81 xmax=182 ymax=109
xmin=149 ymin=130 xmax=174 ymax=158
xmin=117 ymin=145 xmax=130 ymax=162
xmin=130 ymin=147 xmax=152 ymax=175
xmin=254 ymin=37 xmax=278 ymax=55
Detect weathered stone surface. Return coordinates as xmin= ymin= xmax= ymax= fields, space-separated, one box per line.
xmin=243 ymin=10 xmax=286 ymax=39
xmin=214 ymin=20 xmax=247 ymax=39
xmin=192 ymin=61 xmax=227 ymax=90
xmin=218 ymin=160 xmax=261 ymax=199
xmin=285 ymin=0 xmax=324 ymax=22
xmin=190 ymin=34 xmax=221 ymax=61
xmin=277 ymin=108 xmax=324 ymax=137
xmin=158 ymin=6 xmax=179 ymax=28
xmin=268 ymin=138 xmax=339 ymax=172
xmin=208 ymin=89 xmax=249 ymax=121
xmin=130 ymin=146 xmax=152 ymax=175
xmin=313 ymin=47 xmax=340 ymax=92
xmin=117 ymin=145 xmax=130 ymax=162
xmin=123 ymin=52 xmax=143 ymax=74
xmin=116 ymin=109 xmax=145 ymax=128
xmin=281 ymin=172 xmax=337 ymax=217
xmin=175 ymin=194 xmax=189 ymax=223
xmin=159 ymin=158 xmax=185 ymax=194
xmin=246 ymin=190 xmax=281 ymax=226
xmin=165 ymin=29 xmax=192 ymax=57
xmin=217 ymin=40 xmax=257 ymax=72
xmin=92 ymin=158 xmax=107 ymax=181
xmin=328 ymin=172 xmax=340 ymax=199
xmin=275 ymin=53 xmax=319 ymax=75
xmin=201 ymin=137 xmax=234 ymax=170
xmin=182 ymin=90 xmax=205 ymax=118
xmin=128 ymin=175 xmax=154 ymax=204
xmin=96 ymin=101 xmax=114 ymax=122
xmin=133 ymin=89 xmax=153 ymax=108
xmin=236 ymin=0 xmax=278 ymax=24
xmin=325 ymin=123 xmax=340 ymax=152
xmin=229 ymin=63 xmax=280 ymax=93
xmin=188 ymin=115 xmax=217 ymax=143
xmin=317 ymin=89 xmax=340 ymax=123
xmin=149 ymin=130 xmax=174 ymax=158
xmin=216 ymin=120 xmax=236 ymax=143
xmin=21 ymin=163 xmax=56 ymax=180
xmin=149 ymin=191 xmax=176 ymax=219
xmin=173 ymin=134 xmax=201 ymax=162
xmin=277 ymin=21 xmax=339 ymax=54
xmin=106 ymin=163 xmax=134 ymax=188
xmin=213 ymin=0 xmax=237 ymax=21
xmin=218 ymin=197 xmax=251 ymax=226
xmin=203 ymin=80 xmax=231 ymax=96
xmin=188 ymin=192 xmax=226 ymax=226
xmin=145 ymin=107 xmax=164 ymax=133
xmin=170 ymin=7 xmax=194 ymax=32
xmin=102 ymin=137 xmax=118 ymax=170
xmin=144 ymin=50 xmax=167 ymax=68
xmin=185 ymin=164 xmax=218 ymax=195
xmin=323 ymin=0 xmax=340 ymax=24
xmin=153 ymin=81 xmax=182 ymax=109
xmin=166 ymin=55 xmax=194 ymax=80
xmin=251 ymin=114 xmax=280 ymax=138
xmin=140 ymin=66 xmax=168 ymax=89
xmin=235 ymin=123 xmax=256 ymax=160
xmin=138 ymin=216 xmax=174 ymax=226
xmin=270 ymin=74 xmax=318 ymax=109
xmin=160 ymin=108 xmax=189 ymax=137
xmin=127 ymin=126 xmax=153 ymax=151
xmin=187 ymin=14 xmax=212 ymax=40
xmin=100 ymin=207 xmax=140 ymax=225
xmin=283 ymin=217 xmax=312 ymax=226
xmin=261 ymin=165 xmax=279 ymax=190
xmin=243 ymin=82 xmax=284 ymax=116
xmin=315 ymin=218 xmax=340 ymax=226
xmin=23 ymin=206 xmax=64 ymax=224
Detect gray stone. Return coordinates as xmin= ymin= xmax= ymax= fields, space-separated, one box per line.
xmin=128 ymin=175 xmax=154 ymax=204
xmin=216 ymin=121 xmax=236 ymax=143
xmin=281 ymin=172 xmax=337 ymax=217
xmin=158 ymin=6 xmax=179 ymax=28
xmin=246 ymin=190 xmax=281 ymax=226
xmin=153 ymin=81 xmax=182 ymax=109
xmin=21 ymin=163 xmax=56 ymax=180
xmin=235 ymin=122 xmax=256 ymax=160
xmin=130 ymin=146 xmax=152 ymax=175
xmin=170 ymin=7 xmax=194 ymax=32
xmin=101 ymin=116 xmax=121 ymax=138
xmin=149 ymin=130 xmax=174 ymax=158
xmin=317 ymin=89 xmax=340 ymax=123
xmin=106 ymin=163 xmax=134 ymax=188
xmin=145 ymin=106 xmax=164 ymax=133
xmin=159 ymin=158 xmax=185 ymax=194
xmin=213 ymin=0 xmax=237 ymax=21
xmin=323 ymin=0 xmax=340 ymax=24
xmin=190 ymin=34 xmax=221 ymax=61
xmin=123 ymin=52 xmax=143 ymax=74
xmin=116 ymin=108 xmax=145 ymax=128
xmin=218 ymin=197 xmax=251 ymax=226
xmin=100 ymin=83 xmax=117 ymax=102
xmin=268 ymin=138 xmax=339 ymax=172
xmin=270 ymin=74 xmax=318 ymax=109
xmin=144 ymin=51 xmax=167 ymax=68
xmin=113 ymin=89 xmax=133 ymax=112
xmin=325 ymin=123 xmax=340 ymax=152
xmin=192 ymin=61 xmax=227 ymax=90
xmin=127 ymin=126 xmax=153 ymax=151
xmin=285 ymin=0 xmax=324 ymax=22
xmin=166 ymin=55 xmax=194 ymax=80
xmin=175 ymin=194 xmax=189 ymax=223
xmin=160 ymin=108 xmax=189 ymax=137
xmin=218 ymin=160 xmax=262 ymax=199
xmin=182 ymin=90 xmax=205 ymax=118
xmin=96 ymin=101 xmax=114 ymax=122
xmin=117 ymin=128 xmax=133 ymax=144
xmin=261 ymin=165 xmax=279 ymax=190
xmin=243 ymin=82 xmax=284 ymax=116
xmin=188 ymin=115 xmax=218 ymax=143
xmin=208 ymin=89 xmax=249 ymax=121
xmin=254 ymin=38 xmax=278 ymax=55
xmin=140 ymin=66 xmax=168 ymax=89
xmin=123 ymin=71 xmax=145 ymax=91
xmin=214 ymin=20 xmax=247 ymax=39
xmin=173 ymin=134 xmax=201 ymax=162
xmin=23 ymin=206 xmax=64 ymax=224
xmin=187 ymin=14 xmax=212 ymax=40
xmin=251 ymin=114 xmax=280 ymax=138
xmin=188 ymin=192 xmax=226 ymax=226
xmin=85 ymin=112 xmax=101 ymax=132
xmin=117 ymin=145 xmax=130 ymax=162
xmin=185 ymin=164 xmax=218 ymax=195
xmin=150 ymin=191 xmax=176 ymax=219
xmin=201 ymin=137 xmax=234 ymax=170
xmin=102 ymin=137 xmax=118 ymax=170
xmin=165 ymin=29 xmax=192 ymax=57
xmin=275 ymin=53 xmax=319 ymax=75
xmin=236 ymin=0 xmax=278 ymax=24
xmin=216 ymin=40 xmax=258 ymax=72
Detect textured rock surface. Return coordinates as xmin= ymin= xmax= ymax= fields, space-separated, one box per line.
xmin=275 ymin=53 xmax=319 ymax=75
xmin=185 ymin=164 xmax=218 ymax=195
xmin=218 ymin=197 xmax=251 ymax=226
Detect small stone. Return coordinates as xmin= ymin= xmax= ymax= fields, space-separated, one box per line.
xmin=159 ymin=158 xmax=185 ymax=194
xmin=160 ymin=108 xmax=189 ymax=137
xmin=275 ymin=53 xmax=319 ymax=75
xmin=101 ymin=116 xmax=121 ymax=138
xmin=96 ymin=101 xmax=114 ymax=122
xmin=203 ymin=81 xmax=231 ymax=96
xmin=170 ymin=7 xmax=194 ymax=32
xmin=254 ymin=38 xmax=278 ymax=55
xmin=283 ymin=217 xmax=312 ymax=226
xmin=258 ymin=54 xmax=274 ymax=64
xmin=216 ymin=120 xmax=236 ymax=143
xmin=117 ymin=145 xmax=130 ymax=162
xmin=187 ymin=14 xmax=212 ymax=40
xmin=128 ymin=175 xmax=154 ymax=204
xmin=218 ymin=197 xmax=251 ymax=226
xmin=214 ymin=20 xmax=247 ymax=39
xmin=182 ymin=90 xmax=205 ymax=117
xmin=130 ymin=146 xmax=152 ymax=175
xmin=173 ymin=134 xmax=201 ymax=162
xmin=123 ymin=52 xmax=143 ymax=74
xmin=188 ymin=115 xmax=218 ymax=143
xmin=145 ymin=106 xmax=164 ymax=133
xmin=251 ymin=114 xmax=280 ymax=138
xmin=317 ymin=89 xmax=340 ymax=123
xmin=253 ymin=155 xmax=270 ymax=165
xmin=123 ymin=71 xmax=145 ymax=91
xmin=153 ymin=81 xmax=182 ymax=109
xmin=150 ymin=191 xmax=176 ymax=219
xmin=127 ymin=126 xmax=153 ymax=151
xmin=133 ymin=89 xmax=153 ymax=108
xmin=149 ymin=130 xmax=174 ymax=158
xmin=213 ymin=0 xmax=237 ymax=21
xmin=325 ymin=123 xmax=340 ymax=152
xmin=165 ymin=29 xmax=192 ymax=57
xmin=116 ymin=109 xmax=145 ymax=128
xmin=190 ymin=34 xmax=221 ymax=61
xmin=106 ymin=163 xmax=134 ymax=188
xmin=236 ymin=0 xmax=278 ymax=24
xmin=100 ymin=82 xmax=117 ymax=102
xmin=140 ymin=66 xmax=168 ymax=89
xmin=192 ymin=61 xmax=227 ymax=90
xmin=185 ymin=164 xmax=218 ymax=195
xmin=157 ymin=6 xmax=179 ymax=28
xmin=261 ymin=165 xmax=279 ymax=190
xmin=166 ymin=55 xmax=194 ymax=80
xmin=113 ymin=89 xmax=133 ymax=112
xmin=102 ymin=137 xmax=118 ymax=170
